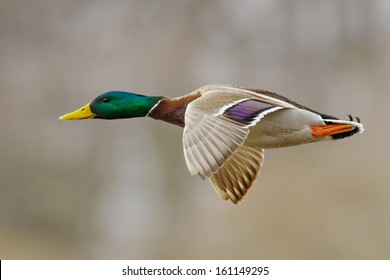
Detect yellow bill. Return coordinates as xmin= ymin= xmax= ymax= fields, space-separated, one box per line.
xmin=59 ymin=103 xmax=95 ymax=120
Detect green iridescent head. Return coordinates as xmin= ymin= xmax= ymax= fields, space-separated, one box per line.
xmin=59 ymin=91 xmax=162 ymax=120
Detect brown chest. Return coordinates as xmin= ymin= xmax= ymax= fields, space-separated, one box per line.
xmin=147 ymin=91 xmax=201 ymax=127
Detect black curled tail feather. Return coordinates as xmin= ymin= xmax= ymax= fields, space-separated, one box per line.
xmin=323 ymin=115 xmax=364 ymax=140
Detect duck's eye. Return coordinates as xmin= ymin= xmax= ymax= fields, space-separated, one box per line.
xmin=101 ymin=98 xmax=109 ymax=103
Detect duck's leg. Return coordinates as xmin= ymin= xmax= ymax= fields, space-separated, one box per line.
xmin=310 ymin=123 xmax=355 ymax=137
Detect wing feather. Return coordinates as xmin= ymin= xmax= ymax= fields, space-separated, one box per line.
xmin=183 ymin=85 xmax=273 ymax=203
xmin=183 ymin=113 xmax=248 ymax=179
xmin=210 ymin=146 xmax=264 ymax=204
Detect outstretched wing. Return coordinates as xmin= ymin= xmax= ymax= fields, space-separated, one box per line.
xmin=183 ymin=85 xmax=285 ymax=203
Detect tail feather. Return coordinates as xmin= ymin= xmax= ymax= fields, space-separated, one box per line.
xmin=321 ymin=117 xmax=364 ymax=139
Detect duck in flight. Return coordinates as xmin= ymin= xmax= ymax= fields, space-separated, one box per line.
xmin=60 ymin=84 xmax=364 ymax=204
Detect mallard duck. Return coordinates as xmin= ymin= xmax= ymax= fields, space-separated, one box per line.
xmin=60 ymin=84 xmax=363 ymax=204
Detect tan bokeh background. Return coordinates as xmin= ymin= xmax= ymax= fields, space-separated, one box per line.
xmin=1 ymin=0 xmax=389 ymax=259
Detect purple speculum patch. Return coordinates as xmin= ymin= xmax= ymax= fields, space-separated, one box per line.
xmin=223 ymin=99 xmax=274 ymax=124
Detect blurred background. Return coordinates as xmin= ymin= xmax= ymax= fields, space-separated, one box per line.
xmin=0 ymin=0 xmax=389 ymax=259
